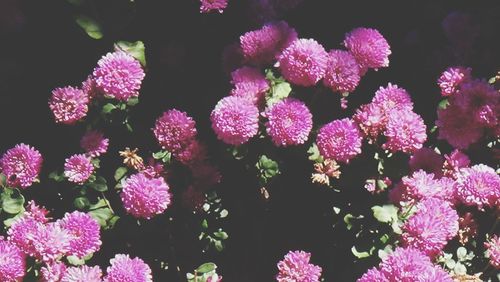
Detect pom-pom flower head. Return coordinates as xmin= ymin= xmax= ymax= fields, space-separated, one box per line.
xmin=278 ymin=38 xmax=328 ymax=86
xmin=0 ymin=143 xmax=43 ymax=188
xmin=0 ymin=238 xmax=26 ymax=282
xmin=200 ymin=0 xmax=228 ymax=13
xmin=61 ymin=265 xmax=102 ymax=282
xmin=455 ymin=164 xmax=500 ymax=209
xmin=323 ymin=50 xmax=361 ymax=93
xmin=371 ymin=83 xmax=414 ymax=114
xmin=316 ymin=118 xmax=362 ymax=163
xmin=32 ymin=222 xmax=72 ymax=262
xmin=485 ymin=235 xmax=500 ymax=269
xmin=104 ymin=254 xmax=152 ymax=282
xmin=49 ymin=86 xmax=89 ymax=125
xmin=58 ymin=211 xmax=101 ymax=258
xmin=230 ymin=66 xmax=270 ymax=105
xmin=276 ymin=250 xmax=322 ymax=282
xmin=343 ymin=27 xmax=391 ymax=71
xmin=41 ymin=262 xmax=67 ymax=282
xmin=120 ymin=173 xmax=172 ymax=219
xmin=437 ymin=66 xmax=471 ymax=97
xmin=382 ymin=110 xmax=427 ymax=153
xmin=80 ymin=130 xmax=109 ymax=157
xmin=64 ymin=154 xmax=94 ymax=184
xmin=93 ymin=51 xmax=145 ymax=101
xmin=264 ymin=98 xmax=313 ymax=146
xmin=211 ymin=96 xmax=259 ymax=145
xmin=153 ymin=109 xmax=197 ymax=153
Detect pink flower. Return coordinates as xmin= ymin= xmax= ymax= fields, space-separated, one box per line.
xmin=485 ymin=235 xmax=500 ymax=269
xmin=93 ymin=51 xmax=145 ymax=101
xmin=344 ymin=27 xmax=391 ymax=71
xmin=174 ymin=140 xmax=208 ymax=165
xmin=80 ymin=130 xmax=109 ymax=157
xmin=401 ymin=170 xmax=455 ymax=202
xmin=0 ymin=238 xmax=26 ymax=282
xmin=49 ymin=86 xmax=89 ymax=124
xmin=61 ymin=265 xmax=102 ymax=282
xmin=437 ymin=66 xmax=471 ymax=97
xmin=0 ymin=143 xmax=43 ymax=188
xmin=25 ymin=200 xmax=50 ymax=223
xmin=443 ymin=150 xmax=470 ymax=178
xmin=120 ymin=173 xmax=172 ymax=219
xmin=278 ymin=38 xmax=328 ymax=86
xmin=41 ymin=262 xmax=67 ymax=282
xmin=104 ymin=254 xmax=152 ymax=282
xmin=323 ymin=50 xmax=360 ymax=93
xmin=230 ymin=66 xmax=270 ymax=105
xmin=81 ymin=75 xmax=103 ymax=100
xmin=32 ymin=222 xmax=72 ymax=262
xmin=409 ymin=148 xmax=444 ymax=176
xmin=382 ymin=110 xmax=427 ymax=153
xmin=353 ymin=103 xmax=386 ymax=140
xmin=316 ymin=118 xmax=362 ymax=163
xmin=210 ymin=96 xmax=259 ymax=145
xmin=436 ymin=104 xmax=483 ymax=149
xmin=58 ymin=211 xmax=101 ymax=258
xmin=7 ymin=215 xmax=40 ymax=256
xmin=453 ymin=80 xmax=499 ymax=127
xmin=455 ymin=164 xmax=500 ymax=209
xmin=357 ymin=267 xmax=387 ymax=282
xmin=64 ymin=154 xmax=94 ymax=184
xmin=264 ymin=98 xmax=313 ymax=146
xmin=276 ymin=250 xmax=322 ymax=282
xmin=199 ymin=0 xmax=228 ymax=13
xmin=371 ymin=83 xmax=414 ymax=114
xmin=153 ymin=109 xmax=197 ymax=154
xmin=240 ymin=21 xmax=297 ymax=66
xmin=402 ymin=198 xmax=459 ymax=257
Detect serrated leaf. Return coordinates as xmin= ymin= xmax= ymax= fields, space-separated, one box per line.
xmin=114 ymin=41 xmax=146 ymax=66
xmin=75 ymin=15 xmax=103 ymax=39
xmin=196 ymin=262 xmax=216 ymax=274
xmin=438 ymin=99 xmax=449 ymax=110
xmin=445 ymin=258 xmax=456 ymax=269
xmin=453 ymin=262 xmax=466 ymax=275
xmin=48 ymin=171 xmax=65 ymax=182
xmin=114 ymin=167 xmax=128 ymax=181
xmin=307 ymin=143 xmax=323 ymax=163
xmin=266 ymin=81 xmax=292 ymax=107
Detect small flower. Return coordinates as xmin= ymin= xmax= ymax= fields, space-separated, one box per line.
xmin=58 ymin=211 xmax=101 ymax=259
xmin=7 ymin=215 xmax=40 ymax=256
xmin=316 ymin=118 xmax=362 ymax=163
xmin=436 ymin=104 xmax=483 ymax=149
xmin=25 ymin=200 xmax=50 ymax=223
xmin=104 ymin=254 xmax=152 ymax=282
xmin=230 ymin=66 xmax=270 ymax=105
xmin=311 ymin=159 xmax=341 ymax=186
xmin=323 ymin=50 xmax=361 ymax=93
xmin=0 ymin=238 xmax=26 ymax=282
xmin=40 ymin=262 xmax=67 ymax=282
xmin=344 ymin=27 xmax=391 ymax=71
xmin=443 ymin=150 xmax=470 ymax=178
xmin=199 ymin=0 xmax=228 ymax=13
xmin=382 ymin=110 xmax=427 ymax=153
xmin=93 ymin=51 xmax=145 ymax=101
xmin=371 ymin=83 xmax=414 ymax=114
xmin=485 ymin=235 xmax=500 ymax=269
xmin=278 ymin=38 xmax=328 ymax=86
xmin=455 ymin=164 xmax=500 ymax=209
xmin=0 ymin=143 xmax=43 ymax=188
xmin=80 ymin=130 xmax=109 ymax=157
xmin=61 ymin=265 xmax=102 ymax=282
xmin=64 ymin=154 xmax=94 ymax=184
xmin=353 ymin=103 xmax=386 ymax=140
xmin=119 ymin=147 xmax=145 ymax=170
xmin=49 ymin=86 xmax=89 ymax=124
xmin=276 ymin=250 xmax=322 ymax=282
xmin=174 ymin=140 xmax=207 ymax=166
xmin=401 ymin=170 xmax=455 ymax=202
xmin=153 ymin=109 xmax=197 ymax=154
xmin=81 ymin=75 xmax=103 ymax=100
xmin=437 ymin=66 xmax=471 ymax=97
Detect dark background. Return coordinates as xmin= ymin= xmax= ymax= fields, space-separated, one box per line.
xmin=1 ymin=0 xmax=499 ymax=281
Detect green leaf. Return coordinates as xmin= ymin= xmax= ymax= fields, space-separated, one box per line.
xmin=48 ymin=171 xmax=65 ymax=182
xmin=75 ymin=15 xmax=103 ymax=39
xmin=214 ymin=240 xmax=224 ymax=252
xmin=161 ymin=152 xmax=172 ymax=164
xmin=102 ymin=103 xmax=116 ymax=114
xmin=456 ymin=247 xmax=467 ymax=261
xmin=0 ymin=173 xmax=6 ymax=187
xmin=201 ymin=219 xmax=208 ymax=229
xmin=307 ymin=143 xmax=323 ymax=163
xmin=67 ymin=255 xmax=85 ymax=266
xmin=1 ymin=189 xmax=25 ymax=214
xmin=88 ymin=176 xmax=108 ymax=192
xmin=89 ymin=207 xmax=115 ymax=228
xmin=74 ymin=197 xmax=90 ymax=210
xmin=438 ymin=99 xmax=449 ymax=110
xmin=126 ymin=123 xmax=134 ymax=132
xmin=153 ymin=151 xmax=168 ymax=160
xmin=91 ymin=158 xmax=100 ymax=169
xmin=372 ymin=205 xmax=398 ymax=223
xmin=196 ymin=262 xmax=216 ymax=274
xmin=114 ymin=41 xmax=146 ymax=66
xmin=351 ymin=246 xmax=372 ymax=259
xmin=213 ymin=231 xmax=228 ymax=240
xmin=453 ymin=262 xmax=466 ymax=275
xmin=266 ymin=81 xmax=292 ymax=107
xmin=126 ymin=97 xmax=139 ymax=107
xmin=114 ymin=167 xmax=128 ymax=181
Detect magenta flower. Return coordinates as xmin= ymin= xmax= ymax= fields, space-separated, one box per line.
xmin=453 ymin=80 xmax=499 ymax=127
xmin=316 ymin=118 xmax=363 ymax=163
xmin=436 ymin=104 xmax=483 ymax=149
xmin=0 ymin=143 xmax=43 ymax=188
xmin=174 ymin=140 xmax=207 ymax=165
xmin=264 ymin=98 xmax=313 ymax=146
xmin=353 ymin=103 xmax=386 ymax=140
xmin=58 ymin=211 xmax=101 ymax=258
xmin=153 ymin=109 xmax=197 ymax=154
xmin=93 ymin=51 xmax=145 ymax=101
xmin=200 ymin=0 xmax=228 ymax=13
xmin=323 ymin=50 xmax=361 ymax=93
xmin=276 ymin=250 xmax=322 ymax=282
xmin=61 ymin=265 xmax=102 ymax=282
xmin=49 ymin=86 xmax=89 ymax=125
xmin=485 ymin=235 xmax=500 ymax=269
xmin=230 ymin=66 xmax=270 ymax=105
xmin=372 ymin=83 xmax=414 ymax=114
xmin=41 ymin=262 xmax=67 ymax=282
xmin=104 ymin=254 xmax=152 ymax=282
xmin=240 ymin=21 xmax=297 ymax=66
xmin=402 ymin=198 xmax=459 ymax=257
xmin=7 ymin=215 xmax=40 ymax=256
xmin=80 ymin=130 xmax=109 ymax=157
xmin=278 ymin=38 xmax=328 ymax=86
xmin=211 ymin=96 xmax=259 ymax=145
xmin=443 ymin=149 xmax=470 ymax=178
xmin=455 ymin=164 xmax=500 ymax=209
xmin=64 ymin=154 xmax=94 ymax=184
xmin=357 ymin=267 xmax=387 ymax=282
xmin=32 ymin=222 xmax=72 ymax=262
xmin=382 ymin=110 xmax=427 ymax=153
xmin=401 ymin=170 xmax=455 ymax=202
xmin=344 ymin=27 xmax=391 ymax=71
xmin=120 ymin=173 xmax=172 ymax=219
xmin=437 ymin=66 xmax=471 ymax=97
xmin=25 ymin=200 xmax=50 ymax=223
xmin=81 ymin=75 xmax=103 ymax=100
xmin=409 ymin=148 xmax=444 ymax=176
xmin=0 ymin=238 xmax=26 ymax=282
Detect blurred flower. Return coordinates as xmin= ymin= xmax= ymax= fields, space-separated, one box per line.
xmin=436 ymin=104 xmax=483 ymax=149
xmin=200 ymin=0 xmax=228 ymax=13
xmin=58 ymin=211 xmax=101 ymax=259
xmin=0 ymin=238 xmax=25 ymax=282
xmin=49 ymin=86 xmax=89 ymax=125
xmin=40 ymin=262 xmax=67 ymax=282
xmin=80 ymin=130 xmax=109 ymax=157
xmin=230 ymin=66 xmax=270 ymax=105
xmin=323 ymin=50 xmax=360 ymax=93
xmin=485 ymin=235 xmax=500 ymax=269
xmin=316 ymin=118 xmax=362 ymax=163
xmin=453 ymin=80 xmax=499 ymax=127
xmin=64 ymin=154 xmax=94 ymax=184
xmin=443 ymin=150 xmax=470 ymax=179
xmin=81 ymin=75 xmax=103 ymax=100
xmin=401 ymin=170 xmax=455 ymax=203
xmin=0 ymin=143 xmax=43 ymax=188
xmin=104 ymin=254 xmax=152 ymax=282
xmin=409 ymin=148 xmax=444 ymax=176
xmin=276 ymin=250 xmax=322 ymax=282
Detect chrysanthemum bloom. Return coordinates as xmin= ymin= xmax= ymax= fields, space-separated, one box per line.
xmin=93 ymin=51 xmax=145 ymax=101
xmin=104 ymin=254 xmax=152 ymax=282
xmin=58 ymin=211 xmax=101 ymax=258
xmin=120 ymin=173 xmax=172 ymax=219
xmin=436 ymin=104 xmax=483 ymax=149
xmin=371 ymin=83 xmax=414 ymax=114
xmin=25 ymin=200 xmax=50 ymax=223
xmin=32 ymin=222 xmax=72 ymax=262
xmin=485 ymin=235 xmax=500 ymax=269
xmin=61 ymin=265 xmax=102 ymax=282
xmin=230 ymin=66 xmax=270 ymax=105
xmin=323 ymin=50 xmax=360 ymax=93
xmin=278 ymin=38 xmax=328 ymax=86
xmin=437 ymin=67 xmax=471 ymax=97
xmin=199 ymin=0 xmax=228 ymax=13
xmin=7 ymin=215 xmax=40 ymax=256
xmin=264 ymin=98 xmax=313 ymax=146
xmin=0 ymin=238 xmax=26 ymax=282
xmin=41 ymin=262 xmax=67 ymax=282
xmin=81 ymin=75 xmax=103 ymax=100
xmin=343 ymin=27 xmax=391 ymax=72
xmin=240 ymin=21 xmax=297 ymax=66
xmin=455 ymin=164 xmax=500 ymax=209
xmin=80 ymin=130 xmax=109 ymax=157
xmin=64 ymin=154 xmax=94 ymax=184
xmin=276 ymin=250 xmax=322 ymax=282
xmin=153 ymin=109 xmax=197 ymax=153
xmin=402 ymin=198 xmax=459 ymax=257
xmin=353 ymin=103 xmax=386 ymax=140
xmin=211 ymin=96 xmax=259 ymax=145
xmin=382 ymin=110 xmax=427 ymax=153
xmin=401 ymin=170 xmax=455 ymax=202
xmin=0 ymin=143 xmax=43 ymax=188
xmin=357 ymin=267 xmax=387 ymax=282
xmin=409 ymin=148 xmax=444 ymax=176
xmin=316 ymin=118 xmax=362 ymax=163
xmin=49 ymin=86 xmax=89 ymax=125
xmin=453 ymin=80 xmax=499 ymax=127
xmin=443 ymin=150 xmax=470 ymax=178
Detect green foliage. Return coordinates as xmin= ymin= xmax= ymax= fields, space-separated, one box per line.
xmin=153 ymin=150 xmax=172 ymax=164
xmin=87 ymin=176 xmax=108 ymax=192
xmin=265 ymin=69 xmax=292 ymax=107
xmin=75 ymin=15 xmax=103 ymax=39
xmin=307 ymin=143 xmax=324 ymax=163
xmin=187 ymin=262 xmax=221 ymax=282
xmin=114 ymin=167 xmax=128 ymax=181
xmin=1 ymin=188 xmax=25 ymax=214
xmin=114 ymin=41 xmax=147 ymax=67
xmin=89 ymin=199 xmax=119 ymax=229
xmin=256 ymin=155 xmax=280 ymax=185
xmin=372 ymin=205 xmax=398 ymax=224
